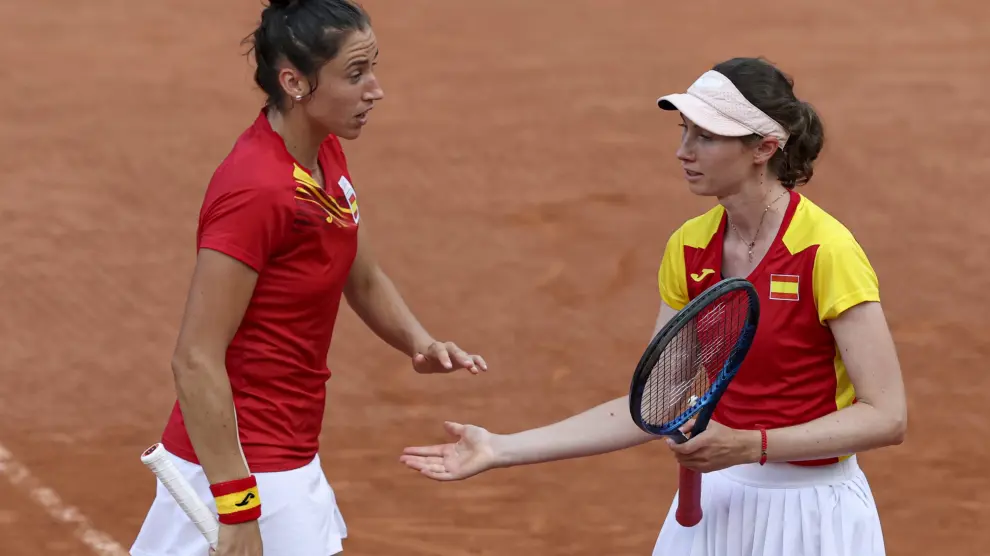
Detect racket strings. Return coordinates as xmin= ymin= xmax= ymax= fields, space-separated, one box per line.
xmin=639 ymin=290 xmax=750 ymax=427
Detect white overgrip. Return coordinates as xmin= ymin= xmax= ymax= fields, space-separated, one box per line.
xmin=140 ymin=443 xmax=220 ymax=549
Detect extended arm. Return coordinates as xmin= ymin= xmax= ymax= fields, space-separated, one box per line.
xmin=493 ymin=395 xmax=655 ymax=467
xmin=400 ymin=302 xmax=679 ymax=479
xmin=494 ymin=302 xmax=679 ymax=466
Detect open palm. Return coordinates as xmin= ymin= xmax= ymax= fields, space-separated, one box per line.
xmin=399 ymin=421 xmax=497 ymax=481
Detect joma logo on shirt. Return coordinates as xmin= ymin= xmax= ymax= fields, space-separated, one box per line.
xmin=691 ymin=269 xmax=715 ymax=282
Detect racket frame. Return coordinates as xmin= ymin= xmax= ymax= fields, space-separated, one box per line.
xmin=628 ymin=277 xmax=760 ymax=441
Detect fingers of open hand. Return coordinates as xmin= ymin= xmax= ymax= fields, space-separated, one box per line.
xmin=471 ymin=354 xmax=488 ymax=372
xmin=399 ymin=454 xmax=452 ymax=479
xmin=401 ymin=444 xmax=447 ymax=457
xmin=399 ymin=454 xmax=441 ymax=470
xmin=444 ymin=342 xmax=473 ymax=367
xmin=421 ymin=341 xmax=486 ymax=374
xmin=427 ymin=342 xmax=454 ymax=370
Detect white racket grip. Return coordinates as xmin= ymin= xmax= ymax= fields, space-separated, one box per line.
xmin=141 ymin=443 xmax=220 ymax=549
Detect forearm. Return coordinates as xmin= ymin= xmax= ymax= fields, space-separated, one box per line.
xmin=763 ymin=402 xmax=906 ymax=463
xmin=172 ymin=354 xmax=250 ymax=484
xmin=345 ymin=267 xmax=433 ymax=357
xmin=492 ymin=396 xmax=657 ymax=468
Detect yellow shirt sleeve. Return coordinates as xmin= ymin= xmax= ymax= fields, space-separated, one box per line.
xmin=812 ymin=237 xmax=881 ymax=323
xmin=658 ymin=228 xmax=689 ymax=310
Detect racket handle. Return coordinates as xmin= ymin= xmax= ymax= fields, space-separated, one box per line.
xmin=141 ymin=443 xmax=220 ymax=549
xmin=675 ymin=466 xmax=703 ymax=527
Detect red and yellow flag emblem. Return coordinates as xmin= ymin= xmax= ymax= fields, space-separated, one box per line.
xmin=769 ymin=274 xmax=799 ymax=301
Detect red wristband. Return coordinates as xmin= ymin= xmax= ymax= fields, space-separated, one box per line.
xmin=758 ymin=428 xmax=768 ymax=466
xmin=210 ymin=476 xmax=261 ymax=524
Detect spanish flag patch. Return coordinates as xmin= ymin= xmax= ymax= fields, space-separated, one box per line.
xmin=769 ymin=274 xmax=799 ymax=301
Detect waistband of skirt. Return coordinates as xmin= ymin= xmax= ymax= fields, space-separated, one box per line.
xmin=717 ymin=455 xmax=861 ymax=488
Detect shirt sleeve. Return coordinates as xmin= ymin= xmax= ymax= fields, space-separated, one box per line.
xmin=658 ymin=227 xmax=690 ymax=311
xmin=812 ymin=237 xmax=880 ymax=323
xmin=198 ymin=185 xmax=294 ymax=273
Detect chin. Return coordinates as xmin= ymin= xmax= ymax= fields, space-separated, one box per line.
xmin=685 ymin=177 xmax=737 ymax=198
xmin=321 ymin=118 xmax=363 ymax=141
xmin=336 ymin=128 xmax=362 ymax=141
xmin=685 ymin=179 xmax=718 ymax=197
xmin=324 ymin=122 xmax=360 ymax=140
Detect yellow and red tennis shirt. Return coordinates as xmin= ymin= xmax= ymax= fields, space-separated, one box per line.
xmin=162 ymin=108 xmax=360 ymax=473
xmin=658 ymin=190 xmax=880 ymax=465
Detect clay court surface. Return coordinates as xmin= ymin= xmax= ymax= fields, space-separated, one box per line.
xmin=2 ymin=1 xmax=989 ymax=554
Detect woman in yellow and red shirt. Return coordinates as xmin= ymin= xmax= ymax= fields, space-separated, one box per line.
xmin=400 ymin=57 xmax=907 ymax=556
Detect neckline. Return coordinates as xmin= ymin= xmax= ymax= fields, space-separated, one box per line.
xmin=256 ymin=107 xmax=327 ymax=186
xmin=717 ymin=188 xmax=799 ymax=282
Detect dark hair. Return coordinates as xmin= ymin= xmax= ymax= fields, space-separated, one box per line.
xmin=713 ymin=57 xmax=824 ymax=188
xmin=245 ymin=0 xmax=371 ymax=110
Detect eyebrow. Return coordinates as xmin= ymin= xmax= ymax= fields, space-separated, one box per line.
xmin=346 ymin=48 xmax=379 ymax=70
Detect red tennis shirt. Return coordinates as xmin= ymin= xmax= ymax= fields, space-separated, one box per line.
xmin=161 ymin=108 xmax=361 ymax=472
xmin=658 ymin=190 xmax=880 ymax=466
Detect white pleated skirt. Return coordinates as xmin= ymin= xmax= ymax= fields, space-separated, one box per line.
xmin=652 ymin=456 xmax=885 ymax=556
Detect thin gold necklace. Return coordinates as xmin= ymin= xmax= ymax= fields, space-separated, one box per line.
xmin=730 ymin=189 xmax=789 ymax=262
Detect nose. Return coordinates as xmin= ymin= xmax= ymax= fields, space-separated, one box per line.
xmin=364 ymin=73 xmax=384 ymax=102
xmin=675 ymin=134 xmax=695 ymax=162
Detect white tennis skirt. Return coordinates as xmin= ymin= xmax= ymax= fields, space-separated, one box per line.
xmin=652 ymin=456 xmax=885 ymax=556
xmin=129 ymin=448 xmax=347 ymax=556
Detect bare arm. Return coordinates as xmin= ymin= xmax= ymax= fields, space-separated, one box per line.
xmin=400 ymin=302 xmax=682 ymax=479
xmin=343 ymin=225 xmax=436 ymax=358
xmin=492 ymin=302 xmax=680 ymax=467
xmin=762 ymin=301 xmax=907 ymax=461
xmin=344 ymin=224 xmax=484 ymax=374
xmin=170 ymin=248 xmax=257 ymax=484
xmin=492 ymin=395 xmax=654 ymax=467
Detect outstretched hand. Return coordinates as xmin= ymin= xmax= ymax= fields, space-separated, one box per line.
xmin=399 ymin=421 xmax=498 ymax=481
xmin=412 ymin=340 xmax=487 ymax=375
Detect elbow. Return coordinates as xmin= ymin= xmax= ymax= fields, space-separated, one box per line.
xmin=889 ymin=415 xmax=907 ymax=446
xmin=170 ymin=349 xmax=197 ymax=381
xmin=170 ymin=347 xmax=217 ymax=392
xmin=883 ymin=408 xmax=907 ymax=446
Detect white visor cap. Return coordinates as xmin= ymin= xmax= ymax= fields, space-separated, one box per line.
xmin=657 ymin=70 xmax=790 ymax=148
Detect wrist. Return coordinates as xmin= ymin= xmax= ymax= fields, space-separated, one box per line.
xmin=210 ymin=475 xmax=261 ymax=524
xmin=739 ymin=428 xmax=764 ymax=465
xmin=411 ymin=336 xmax=437 ymax=357
xmin=489 ymin=433 xmax=514 ymax=469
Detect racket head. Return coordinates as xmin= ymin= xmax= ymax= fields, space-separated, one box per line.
xmin=628 ymin=277 xmax=760 ymax=438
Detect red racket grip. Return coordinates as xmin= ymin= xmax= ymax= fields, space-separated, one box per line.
xmin=675 ymin=465 xmax=703 ymax=527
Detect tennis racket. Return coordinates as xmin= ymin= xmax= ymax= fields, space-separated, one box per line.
xmin=140 ymin=443 xmax=220 ymax=549
xmin=628 ymin=277 xmax=760 ymax=527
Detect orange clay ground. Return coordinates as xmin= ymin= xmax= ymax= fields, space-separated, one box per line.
xmin=1 ymin=1 xmax=988 ymax=554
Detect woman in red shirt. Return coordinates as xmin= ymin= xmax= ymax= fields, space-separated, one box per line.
xmin=130 ymin=1 xmax=486 ymax=555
